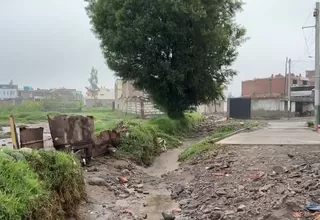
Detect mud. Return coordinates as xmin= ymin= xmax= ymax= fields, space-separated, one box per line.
xmin=77 ymin=138 xmax=202 ymax=220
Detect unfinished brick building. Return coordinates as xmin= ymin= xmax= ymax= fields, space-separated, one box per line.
xmin=242 ymin=72 xmax=313 ymax=98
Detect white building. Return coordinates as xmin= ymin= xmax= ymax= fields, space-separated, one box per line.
xmin=0 ymin=84 xmax=18 ymax=100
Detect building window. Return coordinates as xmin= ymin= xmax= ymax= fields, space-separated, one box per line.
xmin=292 ymin=79 xmax=297 ymax=84
xmin=303 ymin=80 xmax=308 ymax=85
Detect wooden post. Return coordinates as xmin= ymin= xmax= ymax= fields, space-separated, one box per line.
xmin=140 ymin=99 xmax=145 ymax=119
xmin=9 ymin=115 xmax=19 ymax=149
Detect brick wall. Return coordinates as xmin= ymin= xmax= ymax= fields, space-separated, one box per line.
xmin=306 ymin=70 xmax=315 ymax=86
xmin=242 ymin=74 xmax=310 ymax=98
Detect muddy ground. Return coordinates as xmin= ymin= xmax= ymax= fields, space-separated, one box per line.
xmin=77 ymin=119 xmax=320 ymax=220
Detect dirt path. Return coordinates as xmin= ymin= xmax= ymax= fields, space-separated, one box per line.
xmin=77 ymin=138 xmax=203 ymax=220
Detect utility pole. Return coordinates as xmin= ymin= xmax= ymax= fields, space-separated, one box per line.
xmin=288 ymin=58 xmax=291 ymax=119
xmin=284 ymin=57 xmax=288 ymax=118
xmin=314 ymin=2 xmax=320 ymax=129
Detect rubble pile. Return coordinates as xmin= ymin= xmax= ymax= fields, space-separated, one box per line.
xmin=165 ymin=146 xmax=320 ymax=220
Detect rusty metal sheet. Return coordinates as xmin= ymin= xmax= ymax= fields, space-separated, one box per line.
xmin=48 ymin=115 xmax=95 ymax=147
xmin=19 ymin=127 xmax=44 ymax=150
xmin=47 ymin=115 xmax=68 ymax=147
xmin=48 ymin=114 xmax=122 ymax=162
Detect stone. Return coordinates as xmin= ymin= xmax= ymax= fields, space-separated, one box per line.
xmin=162 ymin=212 xmax=175 ymax=220
xmin=237 ymin=205 xmax=246 ymax=212
xmin=172 ymin=184 xmax=185 ymax=196
xmin=210 ymin=212 xmax=222 ymax=220
xmin=87 ymin=167 xmax=98 ymax=172
xmin=215 ymin=188 xmax=227 ymax=196
xmin=87 ymin=177 xmax=108 ymax=186
xmin=272 ymin=166 xmax=287 ymax=174
xmin=135 ymin=184 xmax=144 ymax=189
xmin=259 ymin=184 xmax=274 ymax=192
xmin=225 ymin=210 xmax=235 ymax=215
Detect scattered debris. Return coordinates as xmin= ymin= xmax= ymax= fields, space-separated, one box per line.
xmin=119 ymin=177 xmax=128 ymax=184
xmin=306 ymin=202 xmax=320 ymax=212
xmin=161 ymin=212 xmax=175 ymax=220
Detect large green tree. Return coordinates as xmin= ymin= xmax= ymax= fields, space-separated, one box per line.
xmin=86 ymin=0 xmax=246 ymax=118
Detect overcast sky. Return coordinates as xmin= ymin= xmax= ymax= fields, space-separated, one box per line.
xmin=0 ymin=0 xmax=317 ymax=96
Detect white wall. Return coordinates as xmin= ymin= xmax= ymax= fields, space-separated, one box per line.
xmin=251 ymin=99 xmax=282 ymax=111
xmin=0 ymin=88 xmax=18 ymax=99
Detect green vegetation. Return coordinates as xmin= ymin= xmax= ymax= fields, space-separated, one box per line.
xmin=118 ymin=113 xmax=203 ymax=166
xmin=178 ymin=121 xmax=262 ymax=162
xmin=0 ymin=149 xmax=85 ymax=220
xmin=86 ymin=0 xmax=246 ymax=118
xmin=0 ymin=102 xmax=82 ymax=126
xmin=0 ymin=103 xmax=135 ymax=132
xmin=307 ymin=120 xmax=314 ymax=128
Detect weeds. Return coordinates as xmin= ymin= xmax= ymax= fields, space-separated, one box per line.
xmin=307 ymin=121 xmax=314 ymax=128
xmin=0 ymin=149 xmax=85 ymax=220
xmin=118 ymin=113 xmax=203 ymax=166
xmin=178 ymin=120 xmax=262 ymax=162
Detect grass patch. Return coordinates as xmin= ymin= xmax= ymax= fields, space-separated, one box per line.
xmin=0 ymin=106 xmax=136 ymax=132
xmin=178 ymin=120 xmax=262 ymax=162
xmin=117 ymin=113 xmax=203 ymax=166
xmin=0 ymin=149 xmax=85 ymax=220
xmin=178 ymin=140 xmax=216 ymax=163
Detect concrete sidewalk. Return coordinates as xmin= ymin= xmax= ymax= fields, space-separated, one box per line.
xmin=218 ymin=120 xmax=320 ymax=145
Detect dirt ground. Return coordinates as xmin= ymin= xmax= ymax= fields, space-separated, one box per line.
xmin=76 ymin=117 xmax=320 ymax=220
xmin=79 ymin=143 xmax=320 ymax=220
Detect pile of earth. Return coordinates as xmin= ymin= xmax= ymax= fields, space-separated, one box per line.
xmin=163 ymin=145 xmax=320 ymax=220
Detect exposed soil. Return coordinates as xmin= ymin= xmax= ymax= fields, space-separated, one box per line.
xmin=164 ymin=145 xmax=320 ymax=220
xmin=77 ymin=137 xmax=203 ymax=220
xmin=77 ymin=119 xmax=320 ymax=220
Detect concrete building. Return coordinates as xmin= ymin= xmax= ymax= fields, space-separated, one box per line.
xmin=86 ymin=87 xmax=115 ymax=108
xmin=241 ymin=72 xmax=315 ymax=118
xmin=242 ymin=73 xmax=311 ymax=98
xmin=306 ymin=70 xmax=315 ymax=86
xmin=0 ymin=84 xmax=18 ymax=100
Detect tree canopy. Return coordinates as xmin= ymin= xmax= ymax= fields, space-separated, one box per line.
xmin=86 ymin=0 xmax=246 ymax=118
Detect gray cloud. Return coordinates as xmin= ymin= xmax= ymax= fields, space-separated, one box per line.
xmin=0 ymin=0 xmax=316 ymax=96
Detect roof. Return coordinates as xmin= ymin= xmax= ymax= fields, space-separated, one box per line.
xmin=0 ymin=84 xmax=18 ymax=89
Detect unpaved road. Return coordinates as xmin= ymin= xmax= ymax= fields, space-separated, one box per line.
xmin=78 ymin=119 xmax=320 ymax=220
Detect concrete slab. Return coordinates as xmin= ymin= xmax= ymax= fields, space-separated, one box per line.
xmin=218 ymin=120 xmax=320 ymax=145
